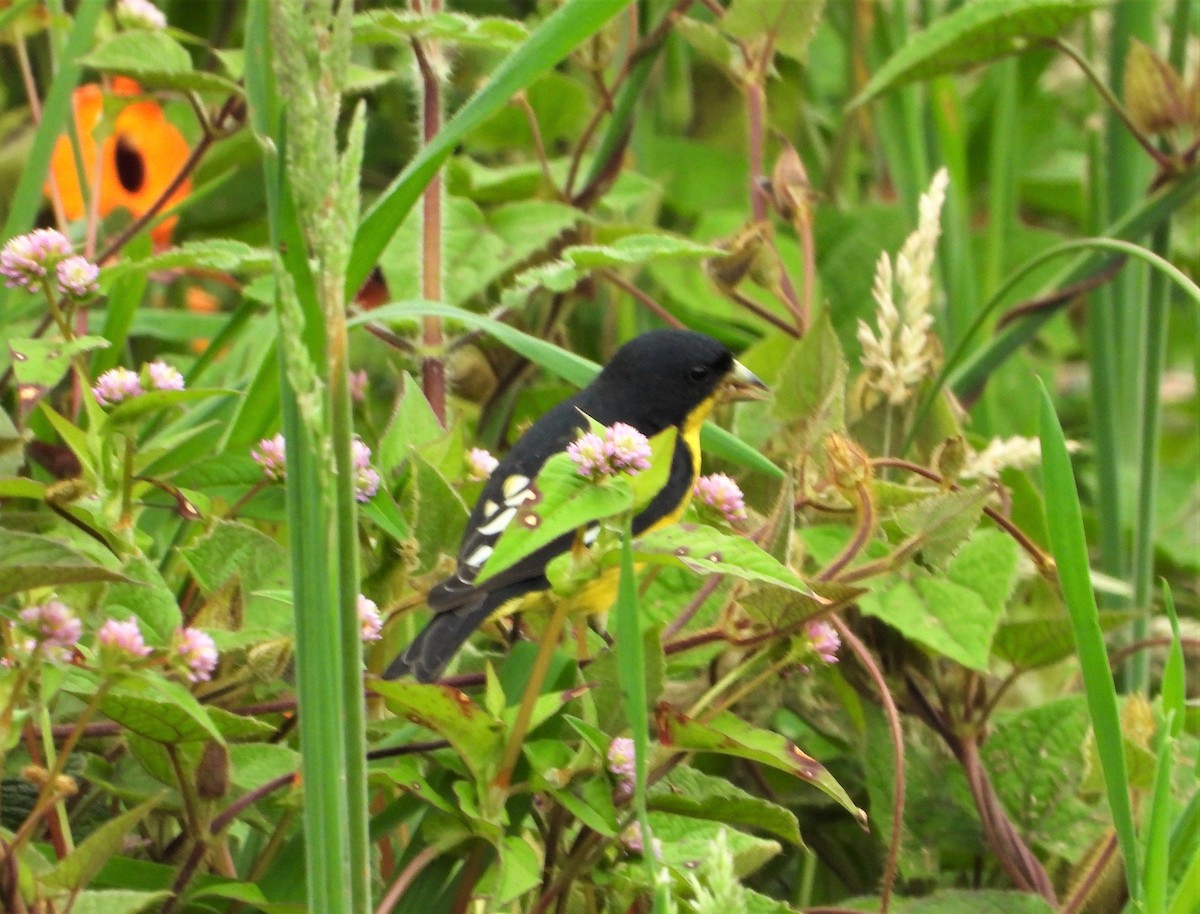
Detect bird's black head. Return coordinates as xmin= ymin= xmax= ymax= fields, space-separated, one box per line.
xmin=592 ymin=329 xmax=762 ymax=432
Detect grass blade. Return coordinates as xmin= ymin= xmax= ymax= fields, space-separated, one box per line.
xmin=1037 ymin=381 xmax=1140 ymax=905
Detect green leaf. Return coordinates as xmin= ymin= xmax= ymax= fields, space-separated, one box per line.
xmin=0 ymin=530 xmax=127 ymax=598
xmin=352 ymin=9 xmax=529 ymax=49
xmin=771 ymin=314 xmax=847 ymax=443
xmin=0 ymin=406 xmax=21 ymax=476
xmin=42 ymin=794 xmax=160 ymax=891
xmin=656 ymin=704 xmax=865 ymax=825
xmin=648 ymin=765 xmax=804 ymax=848
xmin=65 ymin=890 xmax=171 ymax=914
xmin=650 ymin=812 xmax=781 ymax=877
xmin=179 ymin=519 xmax=290 ymax=596
xmin=102 ymin=241 xmax=271 ymax=285
xmin=81 ymin=31 xmax=240 ymax=93
xmin=378 ymin=372 xmax=445 ymax=470
xmin=370 ymin=680 xmax=505 ymax=782
xmin=632 ymin=523 xmax=824 ymax=598
xmin=479 ymin=835 xmax=541 ymax=905
xmin=405 ymin=454 xmax=469 ymax=574
xmin=851 ymin=0 xmax=1105 ymax=108
xmin=889 ymin=486 xmax=992 ymax=569
xmin=992 ymin=610 xmax=1136 ymax=670
xmin=229 ymin=741 xmax=299 ymax=793
xmin=96 ymin=671 xmax=226 ymax=745
xmin=722 ymin=0 xmax=824 ymax=63
xmin=9 ymin=335 xmax=109 ymax=389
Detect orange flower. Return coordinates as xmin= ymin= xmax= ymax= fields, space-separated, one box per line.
xmin=45 ymin=77 xmax=191 ymax=248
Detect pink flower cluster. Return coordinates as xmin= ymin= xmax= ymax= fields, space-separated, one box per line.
xmin=0 ymin=229 xmax=99 ymax=299
xmin=358 ymin=594 xmax=383 ymax=642
xmin=693 ymin=473 xmax=747 ymax=524
xmin=252 ymin=433 xmax=287 ymax=481
xmin=805 ymin=620 xmax=840 ymax=666
xmin=19 ymin=599 xmax=82 ymax=661
xmin=466 ymin=447 xmax=499 ymax=482
xmin=567 ymin=423 xmax=652 ymax=479
xmin=351 ymin=439 xmax=380 ymax=502
xmin=91 ymin=360 xmax=185 ymax=407
xmin=175 ymin=627 xmax=219 ymax=682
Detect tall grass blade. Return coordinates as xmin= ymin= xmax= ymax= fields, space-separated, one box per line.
xmin=1038 ymin=382 xmax=1141 ymax=906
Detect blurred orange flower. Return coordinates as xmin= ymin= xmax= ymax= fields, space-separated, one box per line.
xmin=45 ymin=76 xmax=191 ymax=248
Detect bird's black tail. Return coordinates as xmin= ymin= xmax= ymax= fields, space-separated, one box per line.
xmin=382 ymin=594 xmax=496 ymax=683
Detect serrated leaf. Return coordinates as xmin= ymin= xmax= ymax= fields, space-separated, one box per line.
xmin=228 ymin=741 xmax=299 ymax=793
xmin=370 ymin=680 xmax=506 ymax=782
xmin=632 ymin=523 xmax=824 ymax=598
xmin=42 ymin=794 xmax=160 ymax=891
xmin=656 ymin=704 xmax=864 ymax=824
xmin=102 ymin=240 xmax=271 ymax=284
xmin=81 ymin=31 xmax=241 ymax=93
xmin=0 ymin=530 xmax=127 ymax=598
xmin=406 ymin=453 xmax=469 ymax=574
xmin=9 ymin=335 xmax=109 ymax=389
xmin=894 ymin=889 xmax=1057 ymax=914
xmin=479 ymin=835 xmax=542 ymax=905
xmin=851 ymin=0 xmax=1104 ymax=107
xmin=650 ymin=812 xmax=781 ymax=877
xmin=96 ymin=671 xmax=225 ymax=744
xmin=890 ymin=486 xmax=991 ymax=569
xmin=102 ymin=554 xmax=182 ymax=643
xmin=649 ymin=765 xmax=804 ymax=847
xmin=378 ymin=371 xmax=444 ymax=469
xmin=179 ymin=519 xmax=289 ymax=596
xmin=477 ymin=430 xmax=675 ymax=585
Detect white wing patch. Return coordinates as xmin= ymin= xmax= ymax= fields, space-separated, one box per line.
xmin=501 ymin=475 xmax=530 ymax=499
xmin=464 ymin=544 xmax=494 ymax=569
xmin=476 ymin=506 xmax=517 ymax=536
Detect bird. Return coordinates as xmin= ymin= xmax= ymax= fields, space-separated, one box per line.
xmin=383 ymin=328 xmax=767 ymax=683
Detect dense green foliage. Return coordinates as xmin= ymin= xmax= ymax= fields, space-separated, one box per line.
xmin=0 ymin=1 xmax=1196 ymax=913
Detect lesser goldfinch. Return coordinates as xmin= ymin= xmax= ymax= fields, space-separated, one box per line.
xmin=383 ymin=329 xmax=767 ymax=682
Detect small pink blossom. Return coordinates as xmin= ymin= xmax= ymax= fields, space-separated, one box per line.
xmin=466 ymin=447 xmax=498 ymax=482
xmin=358 ymin=594 xmax=383 ymax=642
xmin=19 ymin=599 xmax=82 ymax=660
xmin=693 ymin=473 xmax=747 ymax=524
xmin=604 ymin=423 xmax=652 ymax=474
xmin=349 ymin=369 xmax=369 ymax=402
xmin=805 ymin=620 xmax=840 ymax=666
xmin=352 ymin=438 xmax=380 ymax=501
xmin=55 ymin=255 xmax=100 ymax=298
xmin=0 ymin=228 xmax=72 ymax=291
xmin=146 ymin=360 xmax=185 ymax=392
xmin=252 ymin=434 xmax=287 ymax=481
xmin=92 ymin=367 xmax=143 ymax=406
xmin=620 ymin=821 xmax=663 ymax=859
xmin=567 ymin=431 xmax=609 ymax=478
xmin=97 ymin=618 xmax=152 ymax=659
xmin=607 ymin=737 xmax=636 ymax=781
xmin=116 ymin=0 xmax=166 ymax=30
xmin=175 ymin=627 xmax=218 ymax=683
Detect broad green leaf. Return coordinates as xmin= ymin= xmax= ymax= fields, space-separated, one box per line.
xmin=477 ymin=431 xmax=674 ymax=586
xmin=352 ymin=9 xmax=528 ymax=49
xmin=632 ymin=523 xmax=823 ymax=598
xmin=81 ymin=31 xmax=240 ymax=93
xmin=650 ymin=812 xmax=781 ymax=877
xmin=851 ymin=0 xmax=1105 ymax=107
xmin=66 ymin=890 xmax=171 ymax=914
xmin=42 ymin=794 xmax=160 ymax=891
xmin=96 ymin=671 xmax=225 ymax=744
xmin=657 ymin=704 xmax=865 ymax=824
xmin=722 ymin=0 xmax=824 ymax=63
xmin=0 ymin=529 xmax=127 ymax=598
xmin=179 ymin=519 xmax=290 ymax=596
xmin=477 ymin=835 xmax=541 ymax=905
xmin=370 ymin=680 xmax=505 ymax=782
xmin=405 ymin=453 xmax=469 ymax=574
xmin=229 ymin=742 xmax=299 ymax=793
xmin=648 ymin=765 xmax=804 ymax=848
xmin=992 ymin=610 xmax=1135 ymax=670
xmin=0 ymin=406 xmax=20 ymax=476
xmin=9 ymin=335 xmax=109 ymax=389
xmin=378 ymin=371 xmax=445 ymax=470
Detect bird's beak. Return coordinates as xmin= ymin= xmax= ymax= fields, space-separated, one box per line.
xmin=719 ymin=360 xmax=769 ymax=403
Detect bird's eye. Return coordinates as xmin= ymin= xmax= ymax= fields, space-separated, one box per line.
xmin=689 ymin=365 xmax=710 ymax=382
